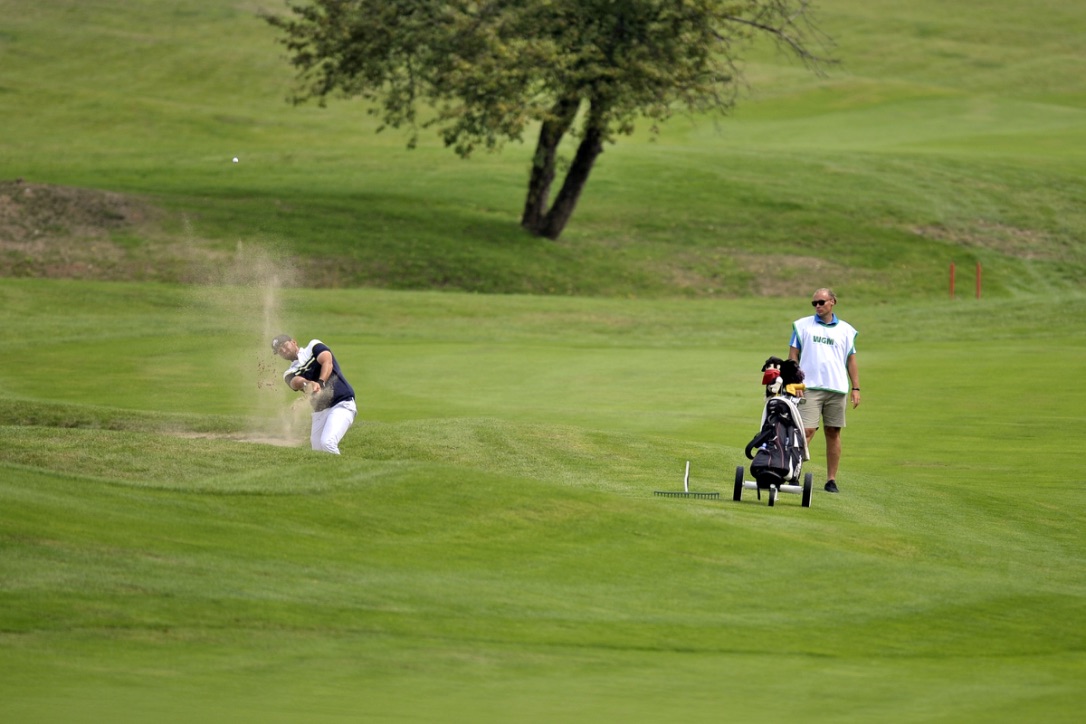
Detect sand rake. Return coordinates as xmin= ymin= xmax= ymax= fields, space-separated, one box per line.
xmin=654 ymin=461 xmax=719 ymax=499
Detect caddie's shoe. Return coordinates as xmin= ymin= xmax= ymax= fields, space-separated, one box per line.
xmin=824 ymin=480 xmax=839 ymax=493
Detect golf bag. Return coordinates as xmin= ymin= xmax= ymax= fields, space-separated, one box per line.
xmin=744 ymin=395 xmax=809 ymax=487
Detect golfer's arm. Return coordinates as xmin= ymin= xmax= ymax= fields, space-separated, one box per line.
xmin=847 ymin=354 xmax=859 ymax=388
xmin=788 ymin=345 xmax=800 ymax=362
xmin=315 ymin=350 xmax=334 ymax=383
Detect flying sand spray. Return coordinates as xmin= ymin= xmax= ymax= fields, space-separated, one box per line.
xmin=207 ymin=245 xmax=309 ymax=446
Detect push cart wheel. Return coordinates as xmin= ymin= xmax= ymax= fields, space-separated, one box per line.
xmin=802 ymin=472 xmax=813 ymax=508
xmin=768 ymin=486 xmax=777 ymax=507
xmin=733 ymin=466 xmax=744 ymax=502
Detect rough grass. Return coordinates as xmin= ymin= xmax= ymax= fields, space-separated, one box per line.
xmin=1 ymin=0 xmax=1084 ymax=298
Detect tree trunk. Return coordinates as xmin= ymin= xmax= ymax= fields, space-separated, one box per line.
xmin=521 ymin=98 xmax=579 ymax=232
xmin=534 ymin=122 xmax=604 ymax=240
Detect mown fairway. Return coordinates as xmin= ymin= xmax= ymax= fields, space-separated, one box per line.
xmin=2 ymin=280 xmax=1084 ymax=722
xmin=1 ymin=0 xmax=1085 ymax=721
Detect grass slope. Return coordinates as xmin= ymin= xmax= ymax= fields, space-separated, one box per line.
xmin=0 ymin=0 xmax=1084 ymax=296
xmin=1 ymin=279 xmax=1084 ymax=721
xmin=2 ymin=0 xmax=1085 ymax=719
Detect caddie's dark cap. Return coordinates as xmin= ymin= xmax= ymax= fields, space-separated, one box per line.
xmin=271 ymin=334 xmax=293 ymax=351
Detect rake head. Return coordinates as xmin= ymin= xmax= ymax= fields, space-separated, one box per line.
xmin=654 ymin=461 xmax=719 ymax=499
xmin=653 ymin=490 xmax=720 ymax=499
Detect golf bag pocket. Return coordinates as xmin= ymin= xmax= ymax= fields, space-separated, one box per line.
xmin=750 ymin=448 xmax=792 ymax=487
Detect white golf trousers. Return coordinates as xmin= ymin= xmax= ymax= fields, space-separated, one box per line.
xmin=311 ymin=399 xmax=357 ymax=454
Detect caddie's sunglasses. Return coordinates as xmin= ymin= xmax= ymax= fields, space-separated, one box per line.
xmin=811 ymin=299 xmax=830 ymax=307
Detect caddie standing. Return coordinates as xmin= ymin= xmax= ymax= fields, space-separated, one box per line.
xmin=272 ymin=334 xmax=357 ymax=454
xmin=787 ymin=288 xmax=860 ymax=494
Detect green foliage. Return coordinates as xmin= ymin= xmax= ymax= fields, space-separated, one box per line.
xmin=263 ymin=0 xmax=827 ymax=154
xmin=262 ymin=0 xmax=831 ymax=236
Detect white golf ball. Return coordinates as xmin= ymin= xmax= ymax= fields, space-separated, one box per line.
xmin=232 ymin=157 xmax=239 ymax=163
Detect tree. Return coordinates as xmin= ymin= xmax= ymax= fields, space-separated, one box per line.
xmin=263 ymin=0 xmax=830 ymax=240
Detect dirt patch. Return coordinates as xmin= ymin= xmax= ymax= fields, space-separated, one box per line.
xmin=0 ymin=179 xmax=154 ymax=243
xmin=0 ymin=179 xmax=234 ymax=281
xmin=663 ymin=249 xmax=849 ymax=297
xmin=910 ymin=221 xmax=1071 ymax=261
xmin=733 ymin=252 xmax=849 ymax=297
xmin=171 ymin=430 xmax=303 ymax=447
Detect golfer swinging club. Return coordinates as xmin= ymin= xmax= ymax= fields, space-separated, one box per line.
xmin=272 ymin=334 xmax=357 ymax=454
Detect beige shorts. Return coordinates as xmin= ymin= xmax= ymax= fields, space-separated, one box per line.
xmin=799 ymin=389 xmax=847 ymax=429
